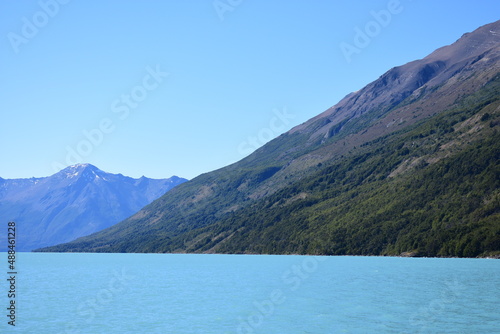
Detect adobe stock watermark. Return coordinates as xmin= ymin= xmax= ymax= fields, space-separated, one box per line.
xmin=64 ymin=267 xmax=135 ymax=334
xmin=408 ymin=278 xmax=466 ymax=333
xmin=236 ymin=256 xmax=326 ymax=334
xmin=339 ymin=0 xmax=406 ymax=64
xmin=7 ymin=0 xmax=72 ymax=54
xmin=51 ymin=65 xmax=168 ymax=173
xmin=213 ymin=0 xmax=243 ymax=21
xmin=237 ymin=107 xmax=295 ymax=156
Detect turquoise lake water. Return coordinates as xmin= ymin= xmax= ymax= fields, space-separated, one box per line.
xmin=1 ymin=253 xmax=499 ymax=333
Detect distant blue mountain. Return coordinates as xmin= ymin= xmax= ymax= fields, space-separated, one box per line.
xmin=0 ymin=164 xmax=187 ymax=251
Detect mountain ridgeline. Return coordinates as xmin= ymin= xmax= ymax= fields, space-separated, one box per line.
xmin=38 ymin=21 xmax=500 ymax=257
xmin=0 ymin=164 xmax=187 ymax=251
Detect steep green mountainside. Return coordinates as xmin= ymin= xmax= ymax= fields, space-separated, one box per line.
xmin=37 ymin=21 xmax=500 ymax=257
xmin=166 ymin=80 xmax=500 ymax=257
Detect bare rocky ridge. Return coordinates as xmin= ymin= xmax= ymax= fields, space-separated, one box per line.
xmin=291 ymin=20 xmax=500 ymax=139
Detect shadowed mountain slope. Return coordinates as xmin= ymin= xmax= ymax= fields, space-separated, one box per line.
xmin=0 ymin=164 xmax=186 ymax=251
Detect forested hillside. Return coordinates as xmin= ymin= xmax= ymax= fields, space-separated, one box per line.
xmin=37 ymin=21 xmax=500 ymax=257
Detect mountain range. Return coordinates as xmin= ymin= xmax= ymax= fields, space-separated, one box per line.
xmin=38 ymin=20 xmax=500 ymax=257
xmin=0 ymin=164 xmax=187 ymax=251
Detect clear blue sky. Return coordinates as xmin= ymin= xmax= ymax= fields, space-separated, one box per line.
xmin=1 ymin=1 xmax=498 ymax=180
